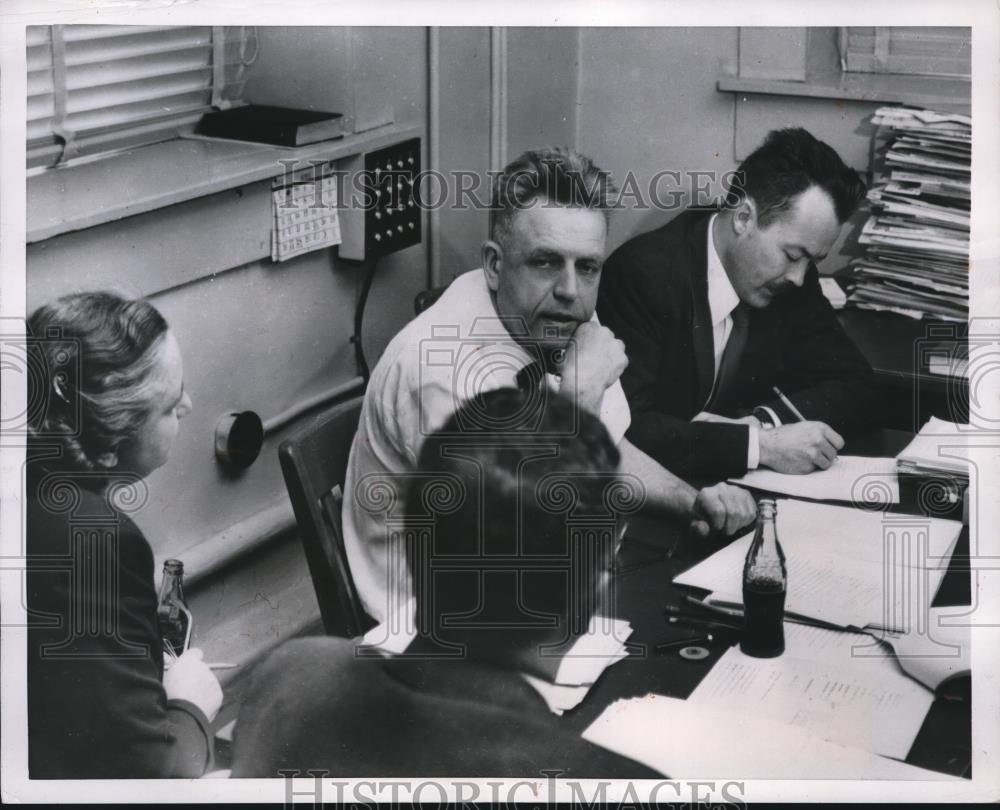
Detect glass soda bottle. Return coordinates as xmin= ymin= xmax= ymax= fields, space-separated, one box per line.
xmin=157 ymin=559 xmax=193 ymax=659
xmin=740 ymin=499 xmax=787 ymax=657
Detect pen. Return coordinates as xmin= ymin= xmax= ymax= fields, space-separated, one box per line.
xmin=772 ymin=386 xmax=807 ymax=423
xmin=680 ymin=595 xmax=746 ymax=620
xmin=654 ymin=635 xmax=712 ymax=653
xmin=208 ymin=663 xmax=238 ymax=670
xmin=667 ymin=615 xmax=741 ymax=634
xmin=665 ymin=604 xmax=742 ymax=626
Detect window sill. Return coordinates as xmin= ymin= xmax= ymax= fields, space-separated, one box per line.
xmin=27 ymin=122 xmax=422 ymax=243
xmin=717 ymin=70 xmax=970 ymax=111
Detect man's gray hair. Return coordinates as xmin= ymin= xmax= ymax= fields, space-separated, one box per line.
xmin=489 ymin=147 xmax=616 ymax=243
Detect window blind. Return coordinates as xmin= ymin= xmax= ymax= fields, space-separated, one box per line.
xmin=838 ymin=27 xmax=971 ymax=80
xmin=27 ymin=25 xmax=257 ymax=169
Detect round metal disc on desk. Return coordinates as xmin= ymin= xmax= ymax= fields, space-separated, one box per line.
xmin=679 ymin=645 xmax=709 ymax=660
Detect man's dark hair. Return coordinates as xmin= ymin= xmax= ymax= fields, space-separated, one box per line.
xmin=489 ymin=147 xmax=617 ymax=244
xmin=405 ymin=388 xmax=633 ymax=642
xmin=726 ymin=128 xmax=866 ymax=227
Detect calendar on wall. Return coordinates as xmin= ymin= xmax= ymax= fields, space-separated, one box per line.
xmin=271 ymin=170 xmax=342 ymax=262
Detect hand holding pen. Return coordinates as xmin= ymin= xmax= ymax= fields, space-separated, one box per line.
xmin=756 ymin=386 xmax=845 ymax=474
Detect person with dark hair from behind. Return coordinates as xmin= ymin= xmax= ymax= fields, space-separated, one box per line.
xmin=232 ymin=388 xmax=659 ymax=778
xmin=26 ymin=292 xmax=222 ymax=778
xmin=597 ymin=128 xmax=878 ymax=482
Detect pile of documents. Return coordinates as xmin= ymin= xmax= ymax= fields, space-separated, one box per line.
xmin=896 ymin=418 xmax=970 ymax=515
xmin=846 ymin=106 xmax=970 ymax=321
xmin=896 ymin=417 xmax=970 ymax=479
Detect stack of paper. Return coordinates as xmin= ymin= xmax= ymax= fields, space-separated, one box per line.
xmin=846 ymin=107 xmax=969 ymax=322
xmin=896 ymin=417 xmax=971 ymax=478
xmin=583 ymin=695 xmax=958 ymax=779
xmin=673 ymin=499 xmax=963 ymax=631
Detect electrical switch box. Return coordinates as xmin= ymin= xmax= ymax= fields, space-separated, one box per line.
xmin=338 ymin=137 xmax=421 ymax=261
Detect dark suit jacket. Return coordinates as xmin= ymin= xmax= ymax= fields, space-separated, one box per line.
xmin=597 ymin=209 xmax=877 ymax=481
xmin=27 ymin=459 xmax=213 ymax=778
xmin=231 ymin=636 xmax=660 ymax=778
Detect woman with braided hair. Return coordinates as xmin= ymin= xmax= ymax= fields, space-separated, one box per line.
xmin=25 ymin=291 xmax=222 ymax=778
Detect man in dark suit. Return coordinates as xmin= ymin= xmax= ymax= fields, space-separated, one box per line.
xmin=597 ymin=128 xmax=877 ymax=481
xmin=232 ymin=388 xmax=658 ymax=778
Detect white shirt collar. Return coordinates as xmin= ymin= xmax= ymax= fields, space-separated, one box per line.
xmin=705 ymin=213 xmax=741 ymax=327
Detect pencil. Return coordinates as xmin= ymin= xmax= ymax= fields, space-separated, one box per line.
xmin=772 ymin=386 xmax=807 ymax=422
xmin=681 ymin=595 xmax=745 ymax=619
xmin=208 ymin=663 xmax=238 ymax=670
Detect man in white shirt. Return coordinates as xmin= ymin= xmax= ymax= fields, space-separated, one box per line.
xmin=343 ymin=147 xmax=756 ymax=624
xmin=597 ymin=128 xmax=876 ymax=481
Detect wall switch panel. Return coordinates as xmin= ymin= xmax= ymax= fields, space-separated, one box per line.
xmin=338 ymin=137 xmax=421 ymax=261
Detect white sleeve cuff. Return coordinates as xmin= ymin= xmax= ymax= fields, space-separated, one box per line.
xmin=759 ymin=405 xmax=782 ymax=428
xmin=747 ymin=424 xmax=760 ymax=470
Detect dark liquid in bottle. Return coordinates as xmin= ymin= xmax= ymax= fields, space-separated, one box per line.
xmin=740 ymin=579 xmax=786 ymax=658
xmin=158 ymin=604 xmax=189 ymax=659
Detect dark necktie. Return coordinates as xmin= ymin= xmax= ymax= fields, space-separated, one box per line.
xmin=707 ymin=303 xmax=750 ymax=412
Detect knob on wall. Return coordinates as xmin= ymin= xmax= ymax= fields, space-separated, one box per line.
xmin=214 ymin=411 xmax=264 ymax=468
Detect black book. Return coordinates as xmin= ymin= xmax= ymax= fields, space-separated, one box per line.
xmin=196 ymin=104 xmax=346 ymax=147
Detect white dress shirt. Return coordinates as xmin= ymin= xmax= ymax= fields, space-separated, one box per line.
xmin=702 ymin=213 xmax=762 ymax=469
xmin=342 ymin=268 xmax=631 ymax=625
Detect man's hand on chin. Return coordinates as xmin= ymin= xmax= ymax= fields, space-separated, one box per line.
xmin=558 ymin=321 xmax=628 ymax=414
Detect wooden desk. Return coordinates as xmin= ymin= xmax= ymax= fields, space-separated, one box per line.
xmin=837 ymin=309 xmax=969 ymax=429
xmin=562 ymin=429 xmax=971 ymax=778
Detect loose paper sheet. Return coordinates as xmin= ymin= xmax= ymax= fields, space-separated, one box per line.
xmin=687 ymin=623 xmax=934 ymax=759
xmin=583 ymin=695 xmax=958 ymax=780
xmin=729 ymin=455 xmax=899 ymax=504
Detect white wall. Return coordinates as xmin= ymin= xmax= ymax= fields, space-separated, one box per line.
xmin=577 ymin=27 xmax=740 ymax=250
xmin=434 ymin=27 xmax=583 ymax=284
xmin=576 ymin=27 xmax=881 ymax=273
